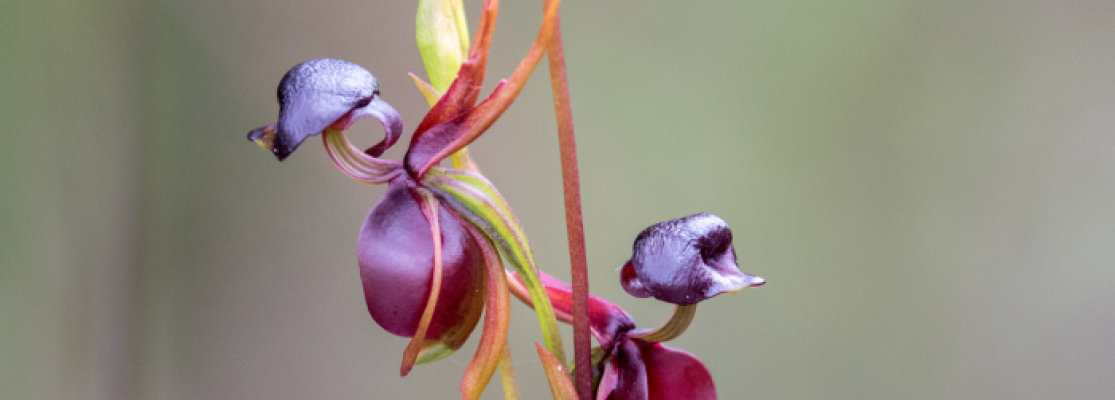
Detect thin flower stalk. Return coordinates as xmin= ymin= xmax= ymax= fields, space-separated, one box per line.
xmin=538 ymin=0 xmax=591 ymax=395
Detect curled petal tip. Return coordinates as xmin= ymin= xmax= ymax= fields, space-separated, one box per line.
xmin=360 ymin=96 xmax=404 ymax=157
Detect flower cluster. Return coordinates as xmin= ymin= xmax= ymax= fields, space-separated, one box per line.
xmin=511 ymin=214 xmax=764 ymax=399
xmin=245 ymin=0 xmax=764 ymax=399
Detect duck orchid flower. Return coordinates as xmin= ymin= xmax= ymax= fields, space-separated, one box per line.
xmin=509 ymin=213 xmax=763 ymax=400
xmin=246 ymin=0 xmax=569 ymax=396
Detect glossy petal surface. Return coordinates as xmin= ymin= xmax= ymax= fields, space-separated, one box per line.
xmin=605 ymin=339 xmax=648 ymax=400
xmin=622 ymin=213 xmax=762 ymax=305
xmin=641 ymin=342 xmax=716 ymax=400
xmin=274 ymin=59 xmax=378 ymax=160
xmin=358 ymin=180 xmax=483 ymax=339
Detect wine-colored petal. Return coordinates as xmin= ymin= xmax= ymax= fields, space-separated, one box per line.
xmin=640 ymin=342 xmax=717 ymax=400
xmin=537 ymin=344 xmax=578 ymax=400
xmin=358 ymin=179 xmax=483 ymax=344
xmin=409 ymin=73 xmax=474 ymax=176
xmin=409 ymin=0 xmax=499 ymax=138
xmin=399 ymin=189 xmax=445 ymax=376
xmin=596 ymin=356 xmax=620 ymax=400
xmin=460 ymin=218 xmax=511 ymax=400
xmin=405 ymin=0 xmax=564 ymax=178
xmin=619 ymin=261 xmax=652 ymax=299
xmin=608 ymin=339 xmax=648 ymax=400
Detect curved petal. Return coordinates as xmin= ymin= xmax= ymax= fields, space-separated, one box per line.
xmin=607 ymin=339 xmax=648 ymax=400
xmin=409 ymin=0 xmax=499 ymax=138
xmin=399 ymin=188 xmax=445 ymax=376
xmin=422 ymin=167 xmax=567 ymax=366
xmin=357 ymin=96 xmax=405 ymax=158
xmin=357 ymin=179 xmax=484 ymax=347
xmin=537 ymin=344 xmax=578 ymax=400
xmin=639 ymin=342 xmax=716 ymax=400
xmin=416 ymin=209 xmax=487 ymax=368
xmin=405 ymin=0 xmax=564 ymax=178
xmin=322 ymin=129 xmax=402 ymax=184
xmin=596 ymin=356 xmax=619 ymax=400
xmin=459 ymin=217 xmax=510 ymax=400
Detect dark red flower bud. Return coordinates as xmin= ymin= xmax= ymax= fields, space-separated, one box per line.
xmin=357 ymin=180 xmax=485 ymax=340
xmin=621 ymin=213 xmax=764 ymax=305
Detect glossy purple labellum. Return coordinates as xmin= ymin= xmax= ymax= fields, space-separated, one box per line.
xmin=621 ymin=213 xmax=764 ymax=305
xmin=248 ymin=58 xmax=403 ymax=161
xmin=358 ymin=179 xmax=484 ymax=339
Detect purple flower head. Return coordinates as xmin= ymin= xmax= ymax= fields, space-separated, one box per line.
xmin=621 ymin=213 xmax=765 ymax=305
xmin=248 ymin=58 xmax=403 ymax=161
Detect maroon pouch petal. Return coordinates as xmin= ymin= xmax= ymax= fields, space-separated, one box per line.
xmin=358 ymin=179 xmax=484 ymax=339
xmin=639 ymin=342 xmax=717 ymax=400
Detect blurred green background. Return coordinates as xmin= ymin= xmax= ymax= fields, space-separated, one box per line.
xmin=3 ymin=0 xmax=1114 ymax=399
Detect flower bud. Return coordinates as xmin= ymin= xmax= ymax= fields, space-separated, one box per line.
xmin=416 ymin=0 xmax=470 ymax=93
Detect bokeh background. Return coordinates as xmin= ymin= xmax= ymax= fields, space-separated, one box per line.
xmin=4 ymin=0 xmax=1115 ymax=399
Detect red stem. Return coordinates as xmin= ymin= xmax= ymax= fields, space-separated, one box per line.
xmin=542 ymin=5 xmax=591 ymax=398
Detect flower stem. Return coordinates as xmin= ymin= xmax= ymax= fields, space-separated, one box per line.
xmin=628 ymin=304 xmax=698 ymax=343
xmin=540 ymin=3 xmax=591 ymax=397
